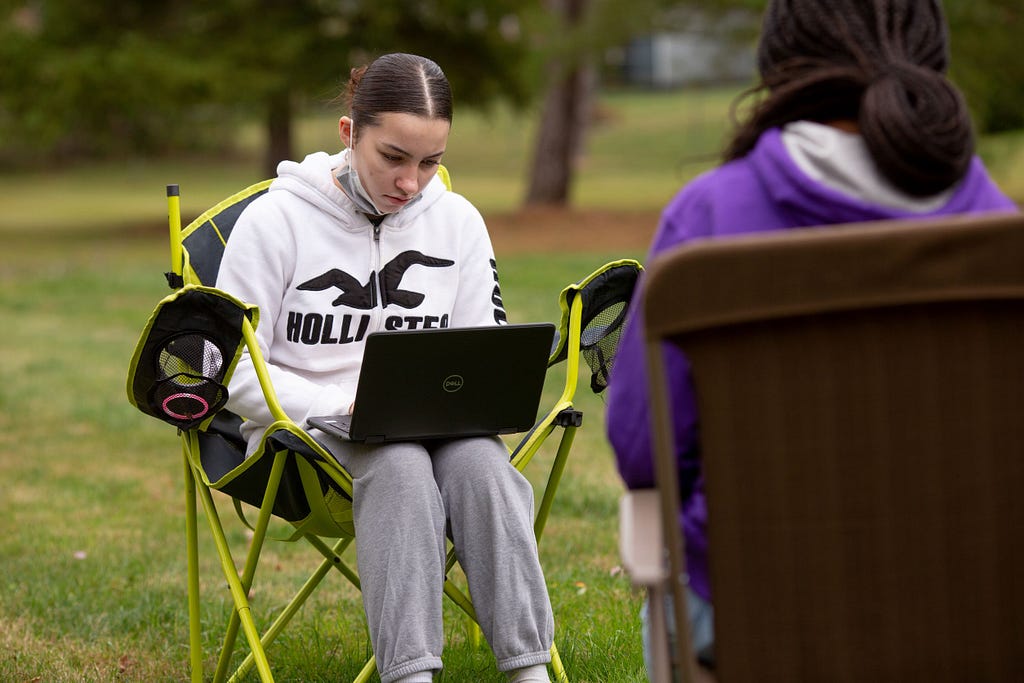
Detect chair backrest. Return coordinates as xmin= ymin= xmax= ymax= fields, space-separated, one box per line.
xmin=548 ymin=258 xmax=642 ymax=388
xmin=168 ymin=166 xmax=453 ymax=288
xmin=144 ymin=171 xmax=626 ymax=542
xmin=176 ymin=180 xmax=272 ymax=286
xmin=642 ymin=211 xmax=1024 ymax=682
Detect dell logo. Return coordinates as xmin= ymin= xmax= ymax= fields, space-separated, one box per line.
xmin=443 ymin=375 xmax=464 ymax=392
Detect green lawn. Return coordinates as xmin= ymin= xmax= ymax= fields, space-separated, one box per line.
xmin=0 ymin=232 xmax=646 ymax=682
xmin=1 ymin=86 xmax=1021 ymax=682
xmin=2 ymin=85 xmax=1020 ymax=235
xmin=2 ymin=236 xmax=647 ymax=683
xmin=0 ymin=86 xmax=740 ymax=237
xmin=0 ymin=86 xmax=678 ymax=680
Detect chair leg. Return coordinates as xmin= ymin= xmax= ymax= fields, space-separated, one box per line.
xmin=184 ymin=451 xmax=204 ymax=683
xmin=647 ymin=585 xmax=672 ymax=683
xmin=550 ymin=642 xmax=569 ymax=683
xmin=353 ymin=654 xmax=378 ymax=683
xmin=443 ymin=577 xmax=478 ymax=621
xmin=533 ymin=427 xmax=577 ymax=540
xmin=469 ymin=619 xmax=483 ymax=649
xmin=535 ymin=429 xmax=576 ymax=682
xmin=194 ymin=478 xmax=275 ymax=683
xmin=231 ymin=537 xmax=356 ymax=682
xmin=305 ymin=534 xmax=361 ymax=589
xmin=211 ymin=452 xmax=292 ymax=682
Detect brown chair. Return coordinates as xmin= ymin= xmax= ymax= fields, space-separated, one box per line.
xmin=623 ymin=211 xmax=1024 ymax=682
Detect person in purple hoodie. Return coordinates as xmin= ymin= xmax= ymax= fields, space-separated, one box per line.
xmin=606 ymin=0 xmax=1018 ymax=676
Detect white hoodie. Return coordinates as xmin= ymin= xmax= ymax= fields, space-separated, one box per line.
xmin=216 ymin=150 xmax=506 ymax=449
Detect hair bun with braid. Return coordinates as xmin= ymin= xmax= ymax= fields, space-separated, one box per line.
xmin=861 ymin=59 xmax=974 ymax=196
xmin=727 ymin=0 xmax=975 ymax=196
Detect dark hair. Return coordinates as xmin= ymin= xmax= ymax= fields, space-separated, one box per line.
xmin=343 ymin=53 xmax=453 ymax=139
xmin=725 ymin=0 xmax=974 ymax=196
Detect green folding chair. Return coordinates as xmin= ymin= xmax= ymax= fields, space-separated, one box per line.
xmin=127 ymin=175 xmax=641 ymax=682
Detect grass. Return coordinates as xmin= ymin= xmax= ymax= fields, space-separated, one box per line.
xmin=0 ymin=86 xmax=740 ymax=237
xmin=0 ymin=235 xmax=646 ymax=682
xmin=3 ymin=85 xmax=1022 ymax=240
xmin=0 ymin=84 xmax=677 ymax=679
xmin=1 ymin=85 xmax=1022 ymax=682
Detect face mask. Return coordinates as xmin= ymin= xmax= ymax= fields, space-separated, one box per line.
xmin=334 ymin=146 xmax=385 ymax=217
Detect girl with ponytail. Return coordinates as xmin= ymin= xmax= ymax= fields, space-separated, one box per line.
xmin=606 ymin=1 xmax=1017 ymax=677
xmin=219 ymin=53 xmax=554 ymax=683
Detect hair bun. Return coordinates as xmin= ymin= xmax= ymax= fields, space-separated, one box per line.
xmin=860 ymin=61 xmax=974 ymax=196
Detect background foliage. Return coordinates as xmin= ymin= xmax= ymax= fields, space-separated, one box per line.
xmin=2 ymin=0 xmax=1019 ymax=176
xmin=0 ymin=0 xmax=539 ymax=173
xmin=945 ymin=0 xmax=1024 ymax=133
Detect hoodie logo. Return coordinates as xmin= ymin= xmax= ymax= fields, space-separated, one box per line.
xmin=285 ymin=250 xmax=457 ymax=345
xmin=297 ymin=250 xmax=454 ymax=309
xmin=286 ymin=251 xmax=507 ymax=345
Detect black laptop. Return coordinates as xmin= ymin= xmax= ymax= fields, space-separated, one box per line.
xmin=307 ymin=323 xmax=555 ymax=443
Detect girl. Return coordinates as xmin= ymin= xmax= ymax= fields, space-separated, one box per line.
xmin=606 ymin=0 xmax=1017 ymax=676
xmin=218 ymin=53 xmax=553 ymax=683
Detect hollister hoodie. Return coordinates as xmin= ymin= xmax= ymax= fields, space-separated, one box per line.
xmin=217 ymin=150 xmax=506 ymax=450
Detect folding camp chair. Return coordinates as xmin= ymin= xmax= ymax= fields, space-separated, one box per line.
xmin=620 ymin=211 xmax=1024 ymax=683
xmin=127 ymin=175 xmax=642 ymax=683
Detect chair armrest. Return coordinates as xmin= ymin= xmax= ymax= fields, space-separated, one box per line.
xmin=619 ymin=489 xmax=669 ymax=586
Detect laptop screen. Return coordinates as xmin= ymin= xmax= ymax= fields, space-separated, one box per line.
xmin=309 ymin=323 xmax=555 ymax=443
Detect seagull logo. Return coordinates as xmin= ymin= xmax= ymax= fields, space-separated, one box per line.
xmin=297 ymin=250 xmax=455 ymax=309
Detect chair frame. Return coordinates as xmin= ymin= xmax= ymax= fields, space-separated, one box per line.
xmin=156 ymin=182 xmax=630 ymax=682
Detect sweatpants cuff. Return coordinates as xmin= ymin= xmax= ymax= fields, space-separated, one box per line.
xmin=380 ymin=655 xmax=443 ymax=683
xmin=496 ymin=650 xmax=552 ymax=673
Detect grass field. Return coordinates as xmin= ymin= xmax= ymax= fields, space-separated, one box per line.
xmin=1 ymin=85 xmax=1022 ymax=682
xmin=0 ymin=87 xmax=739 ymax=237
xmin=0 ymin=237 xmax=646 ymax=682
xmin=0 ymin=87 xmax=704 ymax=682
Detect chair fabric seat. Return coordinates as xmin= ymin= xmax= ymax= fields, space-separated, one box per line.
xmin=195 ymin=412 xmax=355 ymax=536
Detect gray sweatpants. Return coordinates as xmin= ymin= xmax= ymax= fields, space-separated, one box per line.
xmin=322 ymin=433 xmax=554 ymax=683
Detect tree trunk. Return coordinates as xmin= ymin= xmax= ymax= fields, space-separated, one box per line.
xmin=524 ymin=0 xmax=594 ymax=207
xmin=264 ymin=89 xmax=293 ymax=179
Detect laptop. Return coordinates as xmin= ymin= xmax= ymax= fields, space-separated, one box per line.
xmin=307 ymin=323 xmax=555 ymax=443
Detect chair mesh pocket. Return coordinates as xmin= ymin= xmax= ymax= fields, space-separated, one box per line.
xmin=581 ymin=300 xmax=629 ymax=393
xmin=148 ymin=333 xmax=228 ymax=429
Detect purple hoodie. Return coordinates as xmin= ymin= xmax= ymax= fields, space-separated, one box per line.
xmin=606 ymin=126 xmax=1017 ymax=602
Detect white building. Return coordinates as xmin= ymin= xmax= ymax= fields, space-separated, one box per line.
xmin=616 ymin=10 xmax=758 ymax=88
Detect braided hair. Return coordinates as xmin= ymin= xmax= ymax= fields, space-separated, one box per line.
xmin=726 ymin=0 xmax=974 ymax=196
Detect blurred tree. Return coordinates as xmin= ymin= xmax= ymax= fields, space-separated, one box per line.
xmin=523 ymin=0 xmax=593 ymax=206
xmin=522 ymin=0 xmax=759 ymax=206
xmin=4 ymin=0 xmax=1018 ymax=196
xmin=944 ymin=0 xmax=1024 ymax=134
xmin=664 ymin=0 xmax=1024 ymax=136
xmin=697 ymin=0 xmax=1024 ymax=135
xmin=0 ymin=1 xmax=225 ymax=164
xmin=183 ymin=0 xmax=537 ymax=176
xmin=0 ymin=0 xmax=534 ymax=175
